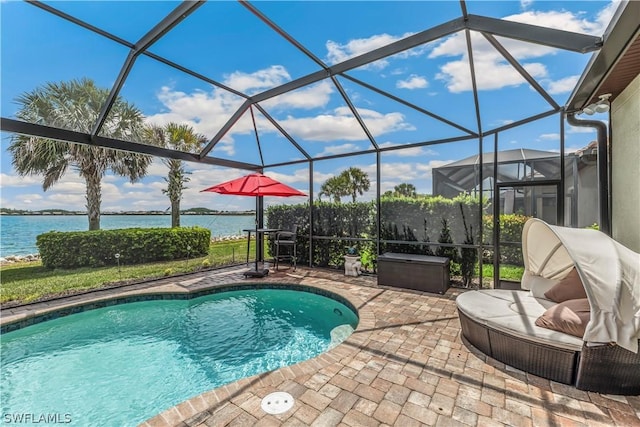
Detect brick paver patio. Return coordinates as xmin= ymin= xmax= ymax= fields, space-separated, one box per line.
xmin=3 ymin=266 xmax=639 ymax=426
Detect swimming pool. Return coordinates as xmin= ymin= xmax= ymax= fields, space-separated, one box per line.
xmin=1 ymin=286 xmax=358 ymax=426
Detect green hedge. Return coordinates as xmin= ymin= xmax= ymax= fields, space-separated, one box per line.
xmin=267 ymin=197 xmax=532 ymax=270
xmin=37 ymin=227 xmax=211 ymax=269
xmin=266 ymin=195 xmax=481 ymax=268
xmin=379 ymin=194 xmax=481 ymax=245
xmin=482 ymin=214 xmax=530 ymax=265
xmin=267 ymin=202 xmax=376 ymax=268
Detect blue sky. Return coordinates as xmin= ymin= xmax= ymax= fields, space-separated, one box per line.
xmin=0 ymin=0 xmax=616 ymax=212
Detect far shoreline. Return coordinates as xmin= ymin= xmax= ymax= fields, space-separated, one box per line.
xmin=0 ymin=212 xmax=255 ymax=216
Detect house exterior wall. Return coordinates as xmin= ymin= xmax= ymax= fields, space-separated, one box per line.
xmin=577 ymin=162 xmax=598 ymax=228
xmin=611 ymin=73 xmax=640 ymax=252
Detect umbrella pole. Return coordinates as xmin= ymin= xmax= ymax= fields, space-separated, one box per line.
xmin=244 ymin=195 xmax=268 ymax=278
xmin=258 ymin=195 xmax=263 ymax=267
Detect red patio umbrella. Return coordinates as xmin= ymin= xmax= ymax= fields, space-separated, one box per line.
xmin=201 ymin=173 xmax=307 ymax=277
xmin=201 ymin=173 xmax=307 ymax=197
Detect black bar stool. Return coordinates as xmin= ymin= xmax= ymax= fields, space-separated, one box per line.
xmin=274 ymin=225 xmax=298 ymax=271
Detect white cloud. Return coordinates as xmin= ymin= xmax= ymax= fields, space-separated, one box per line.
xmin=223 ymin=65 xmax=290 ymax=93
xmin=594 ymin=1 xmax=620 ymax=35
xmin=145 ymin=64 xmax=419 ymax=156
xmin=378 ymin=142 xmax=437 ymax=157
xmin=145 ymin=68 xmax=338 ymax=157
xmin=415 ymin=159 xmax=456 ymax=174
xmin=144 ymin=160 xmax=171 ymax=178
xmin=278 ymin=106 xmax=413 ymax=142
xmin=317 ymin=143 xmax=362 ymax=157
xmin=396 ymin=75 xmax=429 ymax=90
xmin=0 ymin=173 xmax=42 ymax=188
xmin=492 ymin=119 xmax=515 ymax=127
xmin=506 ymin=5 xmax=616 ymax=37
xmin=539 ymin=133 xmax=560 ymax=140
xmin=279 ymin=112 xmax=366 ymax=142
xmin=46 ymin=193 xmax=86 ymax=206
xmin=312 ymin=171 xmax=337 ymax=186
xmin=146 ymin=85 xmax=245 ymax=139
xmin=359 ymin=108 xmax=416 ymax=136
xmin=379 ymin=162 xmax=421 ymax=180
xmin=436 ymin=54 xmax=547 ymax=93
xmin=260 ymin=81 xmax=333 ymax=111
xmin=20 ymin=194 xmax=43 ymax=204
xmin=40 ymin=176 xmax=85 ymax=194
xmin=146 ymin=66 xmax=322 ymax=139
xmin=545 ymin=75 xmax=579 ymax=95
xmin=325 ymin=32 xmax=424 ymax=70
xmin=567 ymin=125 xmax=596 ymax=134
xmin=264 ymin=168 xmax=310 ymax=186
xmin=429 ymin=4 xmax=613 ymax=93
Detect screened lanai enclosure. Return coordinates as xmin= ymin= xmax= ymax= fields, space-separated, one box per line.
xmin=432 ymin=147 xmax=598 ymax=228
xmin=2 ymin=0 xmax=636 ymax=287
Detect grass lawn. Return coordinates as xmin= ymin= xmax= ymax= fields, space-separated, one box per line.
xmin=1 ymin=239 xmax=524 ymax=306
xmin=478 ymin=263 xmax=524 ymax=281
xmin=0 ymin=239 xmax=256 ymax=305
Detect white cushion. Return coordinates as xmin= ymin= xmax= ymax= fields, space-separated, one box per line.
xmin=457 ymin=290 xmax=583 ymax=351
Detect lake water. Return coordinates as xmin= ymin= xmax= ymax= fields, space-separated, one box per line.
xmin=0 ymin=215 xmax=256 ymax=257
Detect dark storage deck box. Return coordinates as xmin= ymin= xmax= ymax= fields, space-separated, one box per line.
xmin=377 ymin=252 xmax=450 ymax=294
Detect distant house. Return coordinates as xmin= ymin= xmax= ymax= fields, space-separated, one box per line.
xmin=431 ymin=145 xmax=598 ymax=227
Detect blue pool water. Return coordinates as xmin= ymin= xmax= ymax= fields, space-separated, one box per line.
xmin=1 ymin=289 xmax=358 ymax=426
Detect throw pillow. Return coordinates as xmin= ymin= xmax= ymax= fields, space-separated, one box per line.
xmin=535 ymin=298 xmax=591 ymax=338
xmin=544 ymin=267 xmax=587 ymax=303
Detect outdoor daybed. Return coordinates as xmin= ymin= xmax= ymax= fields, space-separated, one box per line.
xmin=457 ymin=218 xmax=640 ymax=395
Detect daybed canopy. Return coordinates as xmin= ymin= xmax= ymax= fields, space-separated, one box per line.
xmin=522 ymin=218 xmax=640 ymax=352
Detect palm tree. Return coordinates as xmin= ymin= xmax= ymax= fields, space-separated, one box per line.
xmin=318 ymin=167 xmax=371 ymax=203
xmin=319 ymin=175 xmax=348 ymax=203
xmin=342 ymin=167 xmax=370 ymax=202
xmin=8 ymin=78 xmax=151 ymax=230
xmin=394 ymin=183 xmax=417 ymax=197
xmin=146 ymin=123 xmax=206 ymax=227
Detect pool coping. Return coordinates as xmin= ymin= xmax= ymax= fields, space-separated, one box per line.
xmin=0 ymin=282 xmax=360 ymax=334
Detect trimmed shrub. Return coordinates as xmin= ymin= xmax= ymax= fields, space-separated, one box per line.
xmin=380 ymin=220 xmax=434 ymax=256
xmin=459 ymin=203 xmax=477 ymax=287
xmin=37 ymin=227 xmax=210 ymax=269
xmin=482 ymin=214 xmax=530 ymax=265
xmin=436 ymin=218 xmax=458 ymax=261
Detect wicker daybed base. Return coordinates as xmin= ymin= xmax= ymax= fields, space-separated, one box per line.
xmin=458 ymin=306 xmax=640 ymax=395
xmin=577 ymin=340 xmax=640 ymax=395
xmin=458 ymin=309 xmax=579 ymax=385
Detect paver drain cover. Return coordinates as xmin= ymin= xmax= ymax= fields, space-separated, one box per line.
xmin=261 ymin=391 xmax=294 ymax=414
